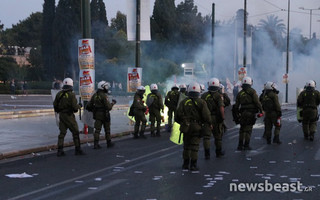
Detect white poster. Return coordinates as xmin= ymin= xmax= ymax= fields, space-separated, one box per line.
xmin=127 ymin=67 xmax=142 ymax=92
xmin=127 ymin=0 xmax=151 ymax=41
xmin=78 ymin=39 xmax=95 ymax=101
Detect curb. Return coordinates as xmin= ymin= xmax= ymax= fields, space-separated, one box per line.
xmin=0 ymin=130 xmax=134 ymax=160
xmin=0 ymin=105 xmax=129 ymax=119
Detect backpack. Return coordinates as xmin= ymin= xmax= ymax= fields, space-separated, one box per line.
xmin=261 ymin=93 xmax=274 ymax=111
xmin=128 ymin=104 xmax=135 ymax=116
xmin=53 ymin=91 xmax=67 ymax=113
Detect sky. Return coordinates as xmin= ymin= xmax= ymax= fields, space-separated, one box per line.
xmin=0 ymin=0 xmax=319 ymax=38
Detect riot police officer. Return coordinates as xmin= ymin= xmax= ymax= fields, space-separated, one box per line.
xmin=232 ymin=77 xmax=263 ymax=150
xmin=175 ymin=82 xmax=211 ymax=171
xmin=201 ymin=78 xmax=225 ymax=159
xmin=297 ymin=80 xmax=320 ymax=141
xmin=165 ymin=84 xmax=179 ymax=131
xmin=260 ymin=82 xmax=282 ymax=144
xmin=147 ymin=83 xmax=164 ymax=137
xmin=133 ymin=86 xmax=147 ymax=139
xmin=53 ymin=78 xmax=85 ymax=156
xmin=87 ymin=81 xmax=116 ymax=149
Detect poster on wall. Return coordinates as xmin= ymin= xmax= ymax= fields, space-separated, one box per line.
xmin=78 ymin=39 xmax=95 ymax=101
xmin=238 ymin=67 xmax=247 ymax=81
xmin=127 ymin=67 xmax=142 ymax=92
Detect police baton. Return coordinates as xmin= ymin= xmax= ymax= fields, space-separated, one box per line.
xmin=79 ymin=97 xmax=82 ymax=120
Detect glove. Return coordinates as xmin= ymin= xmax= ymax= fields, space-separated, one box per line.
xmin=145 ymin=107 xmax=149 ymax=115
xmin=112 ymin=99 xmax=117 ymax=104
xmin=298 ymin=119 xmax=302 ymax=123
xmin=257 ymin=113 xmax=264 ymax=118
xmin=78 ymin=103 xmax=83 ymax=108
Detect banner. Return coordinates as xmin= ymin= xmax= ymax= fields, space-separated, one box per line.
xmin=126 ymin=0 xmax=151 ymax=41
xmin=127 ymin=67 xmax=142 ymax=92
xmin=78 ymin=39 xmax=95 ymax=101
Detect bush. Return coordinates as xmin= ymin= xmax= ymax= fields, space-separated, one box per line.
xmin=0 ymin=81 xmax=53 ymax=94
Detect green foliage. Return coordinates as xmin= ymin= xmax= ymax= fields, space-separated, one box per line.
xmin=52 ymin=0 xmax=81 ymax=80
xmin=143 ymin=58 xmax=182 ymax=84
xmin=0 ymin=20 xmax=3 ymax=31
xmin=42 ymin=0 xmax=56 ymax=80
xmin=258 ymin=14 xmax=286 ymax=49
xmin=91 ymin=0 xmax=108 ymax=26
xmin=151 ymin=0 xmax=177 ymax=41
xmin=110 ymin=11 xmax=126 ymax=33
xmin=0 ymin=56 xmax=20 ymax=81
xmin=1 ymin=12 xmax=42 ymax=47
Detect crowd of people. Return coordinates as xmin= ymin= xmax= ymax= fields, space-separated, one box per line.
xmin=53 ymin=77 xmax=320 ymax=172
xmin=9 ymin=79 xmax=28 ymax=95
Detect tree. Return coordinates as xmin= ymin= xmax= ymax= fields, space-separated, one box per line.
xmin=91 ymin=0 xmax=108 ymax=26
xmin=151 ymin=0 xmax=177 ymax=41
xmin=52 ymin=0 xmax=81 ymax=80
xmin=0 ymin=57 xmax=20 ymax=81
xmin=27 ymin=46 xmax=44 ymax=81
xmin=0 ymin=20 xmax=4 ymax=55
xmin=0 ymin=20 xmax=3 ymax=31
xmin=91 ymin=0 xmax=109 ymax=64
xmin=257 ymin=14 xmax=286 ymax=49
xmin=41 ymin=0 xmax=55 ymax=80
xmin=1 ymin=12 xmax=43 ymax=48
xmin=110 ymin=11 xmax=126 ymax=33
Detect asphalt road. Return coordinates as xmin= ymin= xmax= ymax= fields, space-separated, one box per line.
xmin=1 ymin=106 xmax=320 ymax=200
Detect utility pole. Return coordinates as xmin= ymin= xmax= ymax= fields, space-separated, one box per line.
xmin=243 ymin=0 xmax=247 ymax=68
xmin=285 ymin=0 xmax=290 ymax=103
xmin=80 ymin=0 xmax=93 ymax=133
xmin=211 ymin=3 xmax=215 ymax=77
xmin=135 ymin=0 xmax=141 ymax=68
xmin=81 ymin=0 xmax=91 ymax=38
xmin=299 ymin=7 xmax=320 ymax=39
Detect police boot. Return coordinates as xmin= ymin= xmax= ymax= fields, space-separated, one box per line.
xmin=267 ymin=137 xmax=271 ymax=144
xmin=139 ymin=125 xmax=147 ymax=139
xmin=204 ymin=149 xmax=210 ymax=160
xmin=156 ymin=130 xmax=161 ymax=137
xmin=190 ymin=160 xmax=199 ymax=171
xmin=75 ymin=147 xmax=85 ymax=156
xmin=237 ymin=141 xmax=244 ymax=151
xmin=263 ymin=132 xmax=267 ymax=140
xmin=57 ymin=147 xmax=65 ymax=157
xmin=133 ymin=126 xmax=140 ymax=139
xmin=304 ymin=133 xmax=309 ymax=140
xmin=243 ymin=141 xmax=252 ymax=151
xmin=93 ymin=140 xmax=101 ymax=149
xmin=133 ymin=133 xmax=139 ymax=139
xmin=273 ymin=135 xmax=282 ymax=144
xmin=216 ymin=149 xmax=225 ymax=158
xmin=167 ymin=124 xmax=172 ymax=132
xmin=107 ymin=140 xmax=115 ymax=148
xmin=182 ymin=159 xmax=190 ymax=170
xmin=150 ymin=131 xmax=156 ymax=137
xmin=309 ymin=133 xmax=314 ymax=141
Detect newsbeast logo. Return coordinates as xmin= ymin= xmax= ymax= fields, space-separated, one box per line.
xmin=229 ymin=180 xmax=313 ymax=192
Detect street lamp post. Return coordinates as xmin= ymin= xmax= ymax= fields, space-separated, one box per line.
xmin=243 ymin=0 xmax=247 ymax=69
xmin=299 ymin=7 xmax=320 ymax=39
xmin=285 ymin=0 xmax=290 ymax=103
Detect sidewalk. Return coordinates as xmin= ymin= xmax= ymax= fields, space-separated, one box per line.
xmin=0 ymin=95 xmax=135 ymax=160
